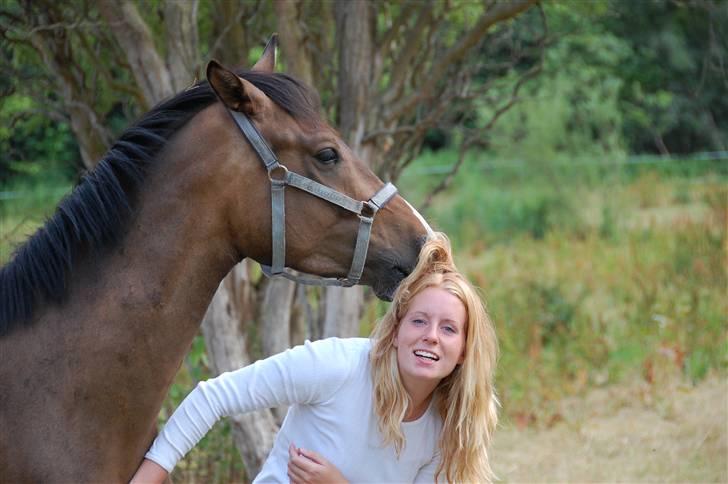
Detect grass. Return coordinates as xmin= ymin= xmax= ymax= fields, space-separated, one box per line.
xmin=0 ymin=165 xmax=73 ymax=263
xmin=491 ymin=373 xmax=727 ymax=482
xmin=396 ymin=150 xmax=727 ymax=425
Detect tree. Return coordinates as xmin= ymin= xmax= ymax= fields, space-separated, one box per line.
xmin=604 ymin=0 xmax=727 ymax=154
xmin=0 ymin=1 xmax=120 ymax=169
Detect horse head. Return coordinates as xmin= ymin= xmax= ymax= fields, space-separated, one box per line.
xmin=204 ymin=38 xmax=430 ymax=299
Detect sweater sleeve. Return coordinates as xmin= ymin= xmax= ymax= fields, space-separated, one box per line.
xmin=145 ymin=338 xmax=359 ymax=472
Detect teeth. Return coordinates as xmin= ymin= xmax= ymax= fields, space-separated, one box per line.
xmin=414 ymin=350 xmax=439 ymax=361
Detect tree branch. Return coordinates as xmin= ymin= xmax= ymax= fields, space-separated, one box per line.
xmin=385 ymin=0 xmax=538 ymax=123
xmin=382 ymin=0 xmax=434 ymax=104
xmin=98 ymin=0 xmax=173 ymax=107
xmin=421 ymin=137 xmax=474 ymax=210
xmin=419 ymin=3 xmax=548 ymax=207
xmin=381 ymin=1 xmax=435 ymax=103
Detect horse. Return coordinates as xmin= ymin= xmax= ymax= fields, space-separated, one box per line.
xmin=0 ymin=38 xmax=430 ymax=482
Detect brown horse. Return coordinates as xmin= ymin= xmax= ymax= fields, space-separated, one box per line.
xmin=0 ymin=40 xmax=428 ymax=482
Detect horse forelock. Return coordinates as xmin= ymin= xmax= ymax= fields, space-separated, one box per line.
xmin=236 ymin=70 xmax=321 ymax=123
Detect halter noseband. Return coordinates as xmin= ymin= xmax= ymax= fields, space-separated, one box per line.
xmin=227 ymin=109 xmax=398 ymax=287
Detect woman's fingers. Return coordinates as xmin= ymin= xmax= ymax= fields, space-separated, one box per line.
xmin=288 ymin=442 xmax=321 ymax=483
xmin=298 ymin=447 xmax=325 ymax=465
xmin=287 ymin=461 xmax=308 ymax=484
xmin=289 ymin=443 xmax=318 ymax=471
xmin=291 ymin=453 xmax=317 ymax=472
xmin=288 ymin=441 xmax=342 ymax=484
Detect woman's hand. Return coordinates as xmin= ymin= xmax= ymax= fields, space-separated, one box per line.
xmin=129 ymin=458 xmax=169 ymax=484
xmin=287 ymin=443 xmax=349 ymax=484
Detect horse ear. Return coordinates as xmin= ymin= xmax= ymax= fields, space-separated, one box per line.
xmin=251 ymin=34 xmax=277 ymax=73
xmin=207 ymin=59 xmax=265 ymax=116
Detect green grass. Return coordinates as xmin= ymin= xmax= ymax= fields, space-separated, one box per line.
xmin=0 ymin=173 xmax=73 ymax=264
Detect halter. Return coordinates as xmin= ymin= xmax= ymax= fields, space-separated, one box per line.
xmin=227 ymin=109 xmax=398 ymax=287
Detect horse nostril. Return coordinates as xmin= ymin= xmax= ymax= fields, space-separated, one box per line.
xmin=394 ymin=265 xmax=409 ymax=280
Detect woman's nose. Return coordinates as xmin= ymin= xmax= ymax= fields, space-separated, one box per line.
xmin=422 ymin=324 xmax=438 ymax=343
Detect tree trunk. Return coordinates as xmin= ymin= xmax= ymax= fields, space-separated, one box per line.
xmin=322 ymin=286 xmax=364 ymax=338
xmin=289 ymin=284 xmax=309 ymax=346
xmin=201 ymin=262 xmax=278 ymax=481
xmin=259 ymin=276 xmax=297 ymax=421
xmin=209 ymin=0 xmax=250 ymax=67
xmin=335 ymin=0 xmax=374 ymax=150
xmin=99 ymin=0 xmax=174 ymax=107
xmin=273 ymin=0 xmax=314 ymax=85
xmin=164 ymin=0 xmax=201 ymax=91
xmin=261 ymin=278 xmax=297 ymax=357
xmin=319 ymin=0 xmax=377 ymax=338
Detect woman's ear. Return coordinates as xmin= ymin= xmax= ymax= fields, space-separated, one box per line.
xmin=207 ymin=60 xmax=267 ymax=116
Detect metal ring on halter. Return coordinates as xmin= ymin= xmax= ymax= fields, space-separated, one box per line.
xmin=268 ymin=164 xmax=288 ymax=183
xmin=359 ymin=200 xmax=377 ymax=220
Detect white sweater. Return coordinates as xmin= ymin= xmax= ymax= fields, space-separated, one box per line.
xmin=146 ymin=337 xmax=442 ymax=483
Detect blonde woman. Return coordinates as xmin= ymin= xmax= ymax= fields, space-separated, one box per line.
xmin=132 ymin=233 xmax=498 ymax=483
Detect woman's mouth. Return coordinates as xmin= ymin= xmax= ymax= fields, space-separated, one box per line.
xmin=413 ymin=350 xmax=439 ymax=362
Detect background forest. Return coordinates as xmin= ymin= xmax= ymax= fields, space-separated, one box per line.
xmin=1 ymin=0 xmax=726 ymax=482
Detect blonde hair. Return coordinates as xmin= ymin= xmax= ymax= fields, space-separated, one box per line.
xmin=370 ymin=233 xmax=499 ymax=483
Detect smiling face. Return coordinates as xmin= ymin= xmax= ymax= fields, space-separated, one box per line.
xmin=393 ymin=286 xmax=467 ymax=393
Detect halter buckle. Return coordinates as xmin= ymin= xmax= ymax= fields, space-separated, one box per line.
xmin=359 ymin=200 xmax=377 ymax=220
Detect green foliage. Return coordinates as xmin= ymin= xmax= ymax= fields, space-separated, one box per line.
xmin=600 ymin=0 xmax=727 ymax=153
xmin=480 ymin=0 xmax=728 ymax=158
xmin=485 ymin=6 xmax=630 ymax=163
xmin=0 ymin=155 xmax=74 ymax=265
xmin=0 ymin=94 xmax=79 ymax=182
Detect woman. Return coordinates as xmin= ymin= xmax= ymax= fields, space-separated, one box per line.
xmin=131 ymin=234 xmax=498 ymax=483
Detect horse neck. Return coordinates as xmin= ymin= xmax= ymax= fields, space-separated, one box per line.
xmin=94 ymin=105 xmax=243 ymax=376
xmin=16 ymin=105 xmax=251 ymax=478
xmin=89 ymin=105 xmax=246 ymax=410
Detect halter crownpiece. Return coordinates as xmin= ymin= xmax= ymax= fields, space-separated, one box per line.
xmin=227 ymin=109 xmax=399 ymax=287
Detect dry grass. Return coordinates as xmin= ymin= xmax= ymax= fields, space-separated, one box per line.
xmin=492 ymin=372 xmax=727 ymax=483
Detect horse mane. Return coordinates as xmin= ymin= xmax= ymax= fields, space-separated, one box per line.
xmin=0 ymin=70 xmax=318 ymax=336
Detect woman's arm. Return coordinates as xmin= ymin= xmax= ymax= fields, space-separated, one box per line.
xmin=141 ymin=338 xmax=357 ymax=474
xmin=129 ymin=458 xmax=168 ymax=484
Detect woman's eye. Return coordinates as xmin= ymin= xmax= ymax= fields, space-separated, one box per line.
xmin=443 ymin=325 xmax=456 ymax=334
xmin=412 ymin=319 xmax=426 ymax=325
xmin=315 ymin=148 xmax=339 ymax=165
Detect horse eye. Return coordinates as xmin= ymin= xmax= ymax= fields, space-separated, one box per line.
xmin=315 ymin=148 xmax=339 ymax=165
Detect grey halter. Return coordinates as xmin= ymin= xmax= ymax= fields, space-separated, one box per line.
xmin=227 ymin=109 xmax=398 ymax=287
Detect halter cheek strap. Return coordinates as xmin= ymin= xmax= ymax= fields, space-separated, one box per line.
xmin=227 ymin=109 xmax=398 ymax=287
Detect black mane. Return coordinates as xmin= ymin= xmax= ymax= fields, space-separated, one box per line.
xmin=0 ymin=70 xmax=318 ymax=336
